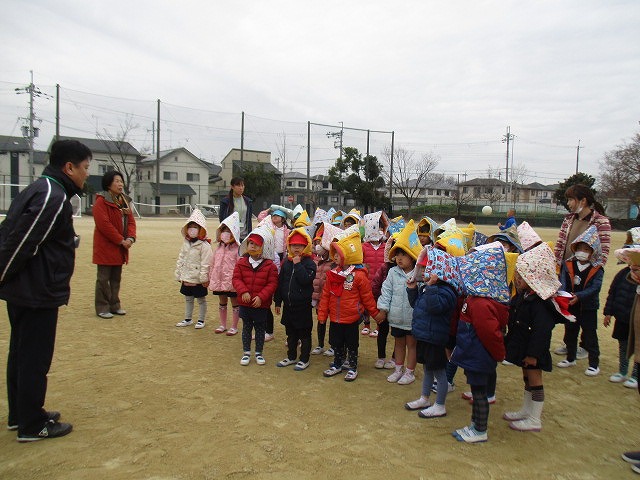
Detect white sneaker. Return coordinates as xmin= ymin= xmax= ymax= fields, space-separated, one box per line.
xmin=374 ymin=358 xmax=385 ymax=369
xmin=405 ymin=397 xmax=431 ymax=411
xmin=554 ymin=345 xmax=568 ymax=355
xmin=255 ymin=355 xmax=266 ymax=365
xmin=624 ymin=378 xmax=638 ymax=389
xmin=585 ymin=366 xmax=600 ymax=376
xmin=576 ymin=347 xmax=588 ymax=360
xmin=609 ymin=373 xmax=627 ymax=383
xmin=453 ymin=425 xmax=488 ymax=443
xmin=311 ymin=346 xmax=324 ymax=355
xmin=240 ymin=354 xmax=251 ymax=366
xmin=557 ymin=359 xmax=576 ymax=368
xmin=323 ymin=348 xmax=335 ymax=357
xmin=397 ymin=370 xmax=416 ymax=385
xmin=509 ymin=417 xmax=541 ymax=432
xmin=176 ymin=320 xmax=193 ymax=327
xmin=383 ymin=360 xmax=395 ymax=369
xmin=294 ymin=361 xmax=309 ymax=371
xmin=418 ymin=403 xmax=446 ymax=418
xmin=387 ymin=368 xmax=404 ymax=383
xmin=194 ymin=321 xmax=205 ymax=329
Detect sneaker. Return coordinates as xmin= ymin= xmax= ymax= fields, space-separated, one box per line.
xmin=432 ymin=381 xmax=455 ymax=393
xmin=240 ymin=354 xmax=251 ymax=366
xmin=383 ymin=360 xmax=395 ymax=369
xmin=8 ymin=411 xmax=60 ymax=431
xmin=461 ymin=391 xmax=473 ymax=401
xmin=111 ymin=309 xmax=127 ymax=315
xmin=622 ymin=451 xmax=640 ymax=463
xmin=374 ymin=358 xmax=385 ymax=369
xmin=176 ymin=319 xmax=193 ymax=327
xmin=311 ymin=346 xmax=325 ymax=355
xmin=98 ymin=312 xmax=114 ymax=319
xmin=277 ymin=358 xmax=296 ymax=367
xmin=225 ymin=327 xmax=238 ymax=336
xmin=369 ymin=329 xmax=379 ymax=338
xmin=557 ymin=359 xmax=576 ymax=368
xmin=360 ymin=327 xmax=370 ymax=336
xmin=323 ymin=365 xmax=342 ymax=377
xmin=323 ymin=348 xmax=335 ymax=357
xmin=17 ymin=420 xmax=73 ymax=442
xmin=576 ymin=347 xmax=588 ymax=360
xmin=344 ymin=369 xmax=358 ymax=382
xmin=509 ymin=417 xmax=541 ymax=432
xmin=255 ymin=355 xmax=266 ymax=365
xmin=405 ymin=397 xmax=431 ymax=411
xmin=453 ymin=425 xmax=488 ymax=443
xmin=554 ymin=344 xmax=568 ymax=355
xmin=387 ymin=368 xmax=405 ymax=383
xmin=294 ymin=361 xmax=309 ymax=371
xmin=397 ymin=370 xmax=416 ymax=385
xmin=609 ymin=373 xmax=627 ymax=383
xmin=264 ymin=333 xmax=274 ymax=342
xmin=214 ymin=325 xmax=227 ymax=334
xmin=418 ymin=403 xmax=446 ymax=418
xmin=194 ymin=321 xmax=205 ymax=329
xmin=624 ymin=378 xmax=638 ymax=389
xmin=585 ymin=366 xmax=600 ymax=376
xmin=632 ymin=463 xmax=640 ymax=474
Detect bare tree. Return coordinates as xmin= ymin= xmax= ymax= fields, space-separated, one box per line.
xmin=510 ymin=162 xmax=530 ymax=185
xmin=96 ymin=115 xmax=140 ymax=196
xmin=381 ymin=145 xmax=440 ymax=216
xmin=451 ymin=185 xmax=474 ymax=217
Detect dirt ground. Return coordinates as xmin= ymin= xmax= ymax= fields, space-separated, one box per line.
xmin=0 ymin=217 xmax=638 ymax=480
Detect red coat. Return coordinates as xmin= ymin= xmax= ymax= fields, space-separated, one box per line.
xmin=232 ymin=256 xmax=278 ymax=308
xmin=317 ymin=266 xmax=380 ymax=324
xmin=92 ymin=194 xmax=136 ymax=265
xmin=362 ymin=241 xmax=386 ymax=281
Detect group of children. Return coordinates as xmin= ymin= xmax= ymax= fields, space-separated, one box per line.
xmin=171 ymin=201 xmax=639 ymax=445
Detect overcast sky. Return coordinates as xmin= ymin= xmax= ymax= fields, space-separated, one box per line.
xmin=1 ymin=0 xmax=639 ymax=185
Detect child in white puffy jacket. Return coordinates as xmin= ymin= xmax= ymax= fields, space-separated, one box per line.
xmin=175 ymin=209 xmax=212 ymax=329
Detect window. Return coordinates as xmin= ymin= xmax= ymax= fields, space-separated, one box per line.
xmin=298 ymin=181 xmax=306 ymax=188
xmin=163 ymin=171 xmax=178 ymax=181
xmin=462 ymin=187 xmax=468 ymax=194
xmin=147 ymin=171 xmax=151 ymax=180
xmin=330 ymin=196 xmax=339 ymax=203
xmin=436 ymin=189 xmax=441 ymax=196
xmin=322 ymin=181 xmax=329 ymax=189
xmin=187 ymin=173 xmax=200 ymax=182
xmin=98 ymin=164 xmax=114 ymax=174
xmin=285 ymin=181 xmax=293 ymax=187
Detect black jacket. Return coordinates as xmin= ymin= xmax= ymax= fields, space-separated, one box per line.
xmin=0 ymin=165 xmax=82 ymax=308
xmin=219 ymin=194 xmax=252 ymax=240
xmin=274 ymin=256 xmax=316 ymax=309
xmin=603 ymin=266 xmax=636 ymax=324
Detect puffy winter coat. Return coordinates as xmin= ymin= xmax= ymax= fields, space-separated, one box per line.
xmin=408 ymin=281 xmax=457 ymax=345
xmin=175 ymin=239 xmax=213 ymax=284
xmin=377 ymin=266 xmax=413 ymax=330
xmin=274 ymin=255 xmax=316 ymax=308
xmin=560 ymin=260 xmax=604 ymax=311
xmin=208 ymin=242 xmax=239 ymax=292
xmin=504 ymin=292 xmax=557 ymax=371
xmin=312 ymin=257 xmax=334 ymax=305
xmin=92 ymin=192 xmax=137 ymax=266
xmin=371 ymin=262 xmax=391 ymax=300
xmin=603 ymin=266 xmax=636 ymax=324
xmin=232 ymin=256 xmax=278 ymax=308
xmin=317 ymin=266 xmax=380 ymax=324
xmin=362 ymin=241 xmax=386 ymax=280
xmin=0 ymin=165 xmax=83 ymax=308
xmin=451 ymin=296 xmax=509 ymax=374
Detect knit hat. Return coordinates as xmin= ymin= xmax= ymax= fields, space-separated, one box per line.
xmin=388 ymin=219 xmax=422 ymax=261
xmin=294 ymin=210 xmax=311 ymax=227
xmin=415 ymin=245 xmax=462 ymax=294
xmin=615 ymin=246 xmax=640 ymax=266
xmin=311 ymin=208 xmax=330 ymax=226
xmin=570 ymin=225 xmax=602 ymax=266
xmin=362 ymin=211 xmax=389 ymax=242
xmin=387 ymin=216 xmax=406 ymax=235
xmin=181 ymin=208 xmax=208 ymax=239
xmin=216 ymin=211 xmax=241 ymax=246
xmin=488 ymin=225 xmax=523 ymax=253
xmin=516 ymin=243 xmax=560 ymax=300
xmin=517 ymin=221 xmax=543 ymax=251
xmin=330 ymin=228 xmax=363 ymax=266
xmin=456 ymin=244 xmax=510 ymax=303
xmin=240 ymin=224 xmax=275 ymax=260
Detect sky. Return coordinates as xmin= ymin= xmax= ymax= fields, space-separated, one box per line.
xmin=1 ymin=0 xmax=639 ymax=186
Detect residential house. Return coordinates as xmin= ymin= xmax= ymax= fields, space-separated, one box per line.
xmin=137 ymin=147 xmax=212 ymax=215
xmin=0 ymin=135 xmax=47 ymax=211
xmin=390 ymin=175 xmax=458 ymax=209
xmin=281 ymin=172 xmax=355 ymax=211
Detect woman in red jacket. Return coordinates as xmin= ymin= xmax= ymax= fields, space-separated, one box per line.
xmin=92 ymin=171 xmax=136 ymax=319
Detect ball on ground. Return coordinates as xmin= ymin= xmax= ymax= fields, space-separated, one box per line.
xmin=482 ymin=205 xmax=492 ymax=216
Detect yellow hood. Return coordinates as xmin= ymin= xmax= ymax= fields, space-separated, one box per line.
xmin=330 ymin=229 xmax=363 ymax=266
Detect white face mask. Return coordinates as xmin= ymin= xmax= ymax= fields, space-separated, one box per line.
xmin=187 ymin=227 xmax=199 ymax=239
xmin=220 ymin=231 xmax=231 ymax=243
xmin=574 ymin=251 xmax=590 ymax=262
xmin=574 ymin=205 xmax=584 ymax=215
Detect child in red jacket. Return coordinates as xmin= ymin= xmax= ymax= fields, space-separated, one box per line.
xmin=361 ymin=211 xmax=389 ymax=337
xmin=318 ymin=229 xmax=383 ymax=382
xmin=232 ymin=227 xmax=279 ymax=366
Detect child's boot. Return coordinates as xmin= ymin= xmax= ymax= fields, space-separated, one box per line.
xmin=215 ymin=305 xmax=228 ymax=333
xmin=502 ymin=390 xmax=532 ymax=421
xmin=509 ymin=400 xmax=543 ymax=432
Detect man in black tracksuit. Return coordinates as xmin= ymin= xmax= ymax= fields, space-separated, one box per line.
xmin=0 ymin=139 xmax=91 ymax=442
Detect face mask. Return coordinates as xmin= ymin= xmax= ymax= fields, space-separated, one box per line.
xmin=187 ymin=227 xmax=199 ymax=239
xmin=220 ymin=231 xmax=231 ymax=243
xmin=574 ymin=251 xmax=590 ymax=262
xmin=315 ymin=245 xmax=325 ymax=254
xmin=574 ymin=205 xmax=583 ymax=215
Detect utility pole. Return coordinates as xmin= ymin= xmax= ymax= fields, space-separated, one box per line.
xmin=15 ymin=70 xmax=44 ymax=183
xmin=326 ymin=121 xmax=343 ymax=160
xmin=575 ymin=139 xmax=582 ymax=174
xmin=502 ymin=126 xmax=514 ymax=202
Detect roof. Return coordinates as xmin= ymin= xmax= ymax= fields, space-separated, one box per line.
xmin=458 ymin=177 xmax=508 ymax=186
xmin=0 ymin=135 xmax=30 ymax=152
xmin=150 ymin=183 xmax=197 ymax=196
xmin=139 ymin=147 xmax=214 ymax=170
xmin=232 ymin=160 xmax=281 ymax=175
xmin=54 ymin=136 xmax=140 ymax=157
xmin=283 ymin=171 xmax=308 ymax=179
